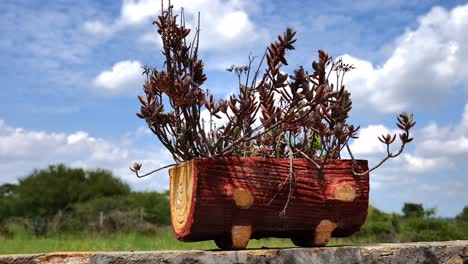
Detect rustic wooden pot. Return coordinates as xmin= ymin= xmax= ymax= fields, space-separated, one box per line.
xmin=168 ymin=157 xmax=369 ymax=250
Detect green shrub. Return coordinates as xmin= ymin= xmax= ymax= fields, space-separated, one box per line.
xmin=400 ymin=217 xmax=464 ymax=242
xmin=13 ymin=165 xmax=130 ymax=218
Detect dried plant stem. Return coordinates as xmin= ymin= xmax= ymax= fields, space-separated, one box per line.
xmin=345 ymin=138 xmax=408 ymax=176
xmin=134 ymin=163 xmax=178 ymax=178
xmin=296 ymin=149 xmax=321 ymax=169
xmin=280 ymin=134 xmax=296 ymax=217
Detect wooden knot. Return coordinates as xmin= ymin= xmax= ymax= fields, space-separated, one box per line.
xmin=233 ymin=188 xmax=254 ymax=209
xmin=334 ymin=184 xmax=356 ymax=202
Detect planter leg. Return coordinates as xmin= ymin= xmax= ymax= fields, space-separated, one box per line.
xmin=214 ymin=225 xmax=252 ymax=250
xmin=291 ymin=220 xmax=337 ymax=247
xmin=314 ymin=220 xmax=337 ymax=246
xmin=291 ymin=236 xmax=315 ymax=247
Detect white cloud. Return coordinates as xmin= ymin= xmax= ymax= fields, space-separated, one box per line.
xmin=94 ymin=60 xmax=144 ymax=93
xmin=120 ymin=0 xmax=160 ymax=25
xmin=350 ymin=102 xmax=468 ymax=179
xmin=140 ymin=31 xmax=163 ymax=46
xmin=421 ymin=181 xmax=465 ymax=193
xmin=348 ymin=124 xmax=400 ymax=155
xmin=67 ymin=131 xmax=90 ymax=144
xmin=421 ymin=137 xmax=468 ymax=156
xmin=340 ymin=4 xmax=468 ymax=113
xmin=215 ymin=11 xmax=249 ymax=39
xmin=0 ymin=2 xmax=104 ymax=92
xmin=416 ymin=103 xmax=468 ymax=157
xmin=460 ymin=103 xmax=468 ymax=133
xmin=0 ymin=120 xmax=173 ymax=191
xmin=85 ymin=0 xmax=267 ymax=52
xmin=83 ymin=20 xmax=117 ymax=38
xmin=403 ymin=154 xmax=452 ymax=173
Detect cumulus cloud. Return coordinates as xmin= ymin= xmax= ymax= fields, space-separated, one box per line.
xmin=402 ymin=154 xmax=453 ymax=173
xmin=94 ymin=60 xmax=144 ymax=93
xmin=350 ymin=102 xmax=468 ymax=182
xmin=340 ymin=4 xmax=468 ymax=113
xmin=348 ymin=124 xmax=400 ymax=155
xmin=0 ymin=120 xmax=173 ymax=191
xmin=120 ymin=0 xmax=160 ymax=25
xmin=0 ymin=2 xmax=105 ymax=93
xmin=82 ymin=20 xmax=117 ymax=38
xmin=84 ymin=0 xmax=267 ymax=52
xmin=416 ymin=103 xmax=468 ymax=157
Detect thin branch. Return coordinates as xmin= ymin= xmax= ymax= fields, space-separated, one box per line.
xmin=133 ymin=163 xmax=178 ymax=178
xmin=345 ymin=140 xmax=408 ymax=176
xmin=296 ymin=149 xmax=321 ymax=169
xmin=279 ymin=134 xmax=296 ymax=217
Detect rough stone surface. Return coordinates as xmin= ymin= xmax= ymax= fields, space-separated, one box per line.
xmin=1 ymin=241 xmax=467 ymax=264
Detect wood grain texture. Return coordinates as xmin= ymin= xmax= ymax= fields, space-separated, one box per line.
xmin=169 ymin=161 xmax=196 ymax=238
xmin=168 ymin=157 xmax=369 ymax=242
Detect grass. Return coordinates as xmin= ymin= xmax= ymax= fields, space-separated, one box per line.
xmin=2 ymin=221 xmax=395 ymax=255
xmin=0 ymin=227 xmax=299 ymax=254
xmin=0 ymin=227 xmax=370 ymax=254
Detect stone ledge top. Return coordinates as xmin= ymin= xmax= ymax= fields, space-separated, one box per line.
xmin=1 ymin=240 xmax=467 ymax=264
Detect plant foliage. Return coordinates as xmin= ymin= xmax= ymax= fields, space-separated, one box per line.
xmin=132 ymin=1 xmax=416 ymax=179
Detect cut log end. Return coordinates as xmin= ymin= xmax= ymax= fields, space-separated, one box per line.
xmin=169 ymin=161 xmax=194 ymax=235
xmin=314 ymin=220 xmax=337 ymax=246
xmin=233 ymin=188 xmax=254 ymax=209
xmin=334 ymin=184 xmax=356 ymax=202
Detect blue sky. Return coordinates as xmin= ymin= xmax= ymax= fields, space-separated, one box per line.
xmin=1 ymin=0 xmax=468 ymax=217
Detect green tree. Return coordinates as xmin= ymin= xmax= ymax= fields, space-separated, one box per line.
xmin=402 ymin=203 xmax=424 ymax=218
xmin=456 ymin=206 xmax=468 ymax=221
xmin=13 ymin=164 xmax=130 ymax=217
xmin=0 ymin=197 xmax=12 ymax=223
xmin=0 ymin=184 xmax=16 ymax=198
xmin=455 ymin=206 xmax=468 ymax=238
xmin=0 ymin=184 xmax=17 ymax=222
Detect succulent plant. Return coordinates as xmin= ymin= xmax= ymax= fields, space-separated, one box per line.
xmin=131 ymin=1 xmax=415 ymax=182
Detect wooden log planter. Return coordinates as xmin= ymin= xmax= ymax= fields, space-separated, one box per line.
xmin=169 ymin=157 xmax=369 ymax=250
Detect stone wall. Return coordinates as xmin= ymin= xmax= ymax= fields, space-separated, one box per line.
xmin=1 ymin=240 xmax=467 ymax=264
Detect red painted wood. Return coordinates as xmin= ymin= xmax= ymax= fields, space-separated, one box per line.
xmin=171 ymin=157 xmax=369 ymax=242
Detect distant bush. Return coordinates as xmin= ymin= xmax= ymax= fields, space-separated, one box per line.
xmin=2 ymin=164 xmax=130 ymax=218
xmin=127 ymin=192 xmax=170 ymax=225
xmin=352 ymin=204 xmax=467 ymax=243
xmin=0 ymin=218 xmax=31 ymax=238
xmin=351 ymin=206 xmax=401 ymax=243
xmin=401 ymin=218 xmax=463 ymax=241
xmin=72 ymin=192 xmax=170 ymax=226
